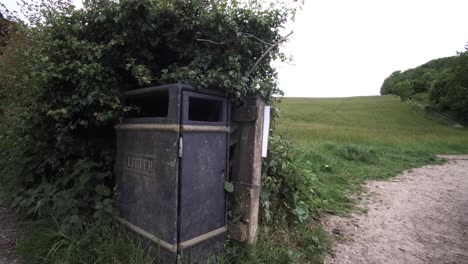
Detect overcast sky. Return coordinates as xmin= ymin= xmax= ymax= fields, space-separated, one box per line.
xmin=278 ymin=0 xmax=468 ymax=97
xmin=3 ymin=0 xmax=468 ymax=97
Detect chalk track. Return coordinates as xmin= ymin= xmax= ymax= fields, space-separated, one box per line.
xmin=324 ymin=155 xmax=468 ymax=264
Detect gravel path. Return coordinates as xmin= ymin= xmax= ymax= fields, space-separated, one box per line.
xmin=324 ymin=155 xmax=468 ymax=264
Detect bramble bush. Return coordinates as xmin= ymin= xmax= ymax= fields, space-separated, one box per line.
xmin=1 ymin=0 xmax=317 ymax=236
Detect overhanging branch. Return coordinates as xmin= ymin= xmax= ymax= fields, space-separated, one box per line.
xmin=241 ymin=32 xmax=274 ymax=46
xmin=196 ymin=38 xmax=225 ymax=45
xmin=247 ymin=31 xmax=293 ymax=77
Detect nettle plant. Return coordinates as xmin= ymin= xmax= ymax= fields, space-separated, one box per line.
xmin=0 ymin=0 xmax=310 ymax=231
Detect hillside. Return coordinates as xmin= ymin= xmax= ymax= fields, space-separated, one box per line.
xmin=273 ymin=95 xmax=468 ymax=216
xmin=278 ymin=95 xmax=468 ymax=153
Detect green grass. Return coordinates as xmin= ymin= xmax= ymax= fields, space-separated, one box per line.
xmin=279 ymin=95 xmax=468 ymax=153
xmin=215 ymin=95 xmax=467 ymax=263
xmin=16 ymin=219 xmax=153 ymax=264
xmin=208 ymin=225 xmax=330 ymax=264
xmin=276 ymin=95 xmax=468 ymax=216
xmin=242 ymin=94 xmax=468 ymax=263
xmin=11 ymin=95 xmax=468 ymax=264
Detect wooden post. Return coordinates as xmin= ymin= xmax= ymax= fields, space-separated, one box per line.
xmin=229 ymin=94 xmax=266 ymax=244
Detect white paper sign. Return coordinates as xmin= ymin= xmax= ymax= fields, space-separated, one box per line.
xmin=262 ymin=106 xmax=271 ymax=158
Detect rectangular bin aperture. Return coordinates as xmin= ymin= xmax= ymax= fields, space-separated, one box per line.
xmin=115 ymin=84 xmax=228 ymax=263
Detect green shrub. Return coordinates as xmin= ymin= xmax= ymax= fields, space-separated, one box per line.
xmin=0 ymin=0 xmax=296 ymax=230
xmin=297 ymin=225 xmax=331 ymax=263
xmin=1 ymin=1 xmax=313 ymax=263
xmin=261 ymin=133 xmax=323 ymax=224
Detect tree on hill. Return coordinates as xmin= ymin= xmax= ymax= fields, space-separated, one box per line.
xmin=429 ymin=45 xmax=468 ymax=123
xmin=380 ymin=50 xmax=468 ymax=125
xmin=380 ymin=70 xmax=401 ymax=95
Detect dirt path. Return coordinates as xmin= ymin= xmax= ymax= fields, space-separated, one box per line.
xmin=0 ymin=197 xmax=19 ymax=264
xmin=324 ymin=155 xmax=468 ymax=264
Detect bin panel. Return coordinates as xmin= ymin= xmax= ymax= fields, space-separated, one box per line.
xmin=115 ymin=85 xmax=229 ymax=263
xmin=179 ymin=131 xmax=227 ymax=242
xmin=182 ymin=91 xmax=228 ymax=126
xmin=115 ymin=128 xmax=179 ymax=245
xmin=123 ymin=86 xmax=182 ymax=125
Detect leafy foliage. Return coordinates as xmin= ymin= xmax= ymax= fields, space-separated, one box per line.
xmin=380 ymin=46 xmax=468 ymax=124
xmin=0 ymin=5 xmax=16 ymax=49
xmin=0 ymin=1 xmax=326 ymax=262
xmin=0 ymin=0 xmax=299 ymax=238
xmin=261 ymin=132 xmax=323 ymax=225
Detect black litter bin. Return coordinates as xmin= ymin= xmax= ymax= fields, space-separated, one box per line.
xmin=114 ymin=83 xmax=229 ymax=263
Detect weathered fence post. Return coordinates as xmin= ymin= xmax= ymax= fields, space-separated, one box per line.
xmin=229 ymin=94 xmax=266 ymax=244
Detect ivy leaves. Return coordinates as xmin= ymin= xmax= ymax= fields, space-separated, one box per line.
xmin=2 ymin=0 xmax=297 ymax=234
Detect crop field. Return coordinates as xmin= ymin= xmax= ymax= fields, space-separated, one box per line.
xmin=275 ymin=95 xmax=468 ymax=215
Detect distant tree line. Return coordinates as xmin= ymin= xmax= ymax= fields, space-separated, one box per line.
xmin=380 ymin=44 xmax=468 ymax=125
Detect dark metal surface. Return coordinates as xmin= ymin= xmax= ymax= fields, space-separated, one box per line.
xmin=115 ymin=129 xmax=179 ymax=244
xmin=115 ymin=84 xmax=228 ymax=263
xmin=123 ymin=85 xmax=182 ymax=125
xmin=182 ymin=91 xmax=228 ymax=126
xmin=179 ymin=132 xmax=227 ymax=241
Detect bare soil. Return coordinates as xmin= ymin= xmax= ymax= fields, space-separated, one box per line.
xmin=324 ymin=155 xmax=468 ymax=264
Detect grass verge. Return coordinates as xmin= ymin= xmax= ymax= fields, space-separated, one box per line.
xmin=10 ymin=95 xmax=468 ymax=263
xmin=261 ymin=95 xmax=468 ymax=262
xmin=16 ymin=219 xmax=152 ymax=264
xmin=208 ymin=225 xmax=331 ymax=264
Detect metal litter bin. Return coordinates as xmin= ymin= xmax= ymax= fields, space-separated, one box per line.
xmin=115 ymin=83 xmax=228 ymax=263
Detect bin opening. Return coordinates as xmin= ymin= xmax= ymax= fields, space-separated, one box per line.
xmin=126 ymin=91 xmax=169 ymax=118
xmin=188 ymin=97 xmax=223 ymax=122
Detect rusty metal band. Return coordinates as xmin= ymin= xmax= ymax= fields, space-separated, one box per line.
xmin=181 ymin=125 xmax=229 ymax=133
xmin=115 ymin=124 xmax=180 ymax=132
xmin=178 ymin=226 xmax=227 ymax=250
xmin=116 ymin=217 xmax=178 ymax=253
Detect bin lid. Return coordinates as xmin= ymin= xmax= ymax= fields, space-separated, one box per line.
xmin=124 ymin=83 xmax=227 ymax=98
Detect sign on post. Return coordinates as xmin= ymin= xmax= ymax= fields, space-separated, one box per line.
xmin=261 ymin=106 xmax=270 ymax=158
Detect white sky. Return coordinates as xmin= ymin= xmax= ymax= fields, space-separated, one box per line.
xmin=3 ymin=0 xmax=468 ymax=98
xmin=278 ymin=0 xmax=468 ymax=97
